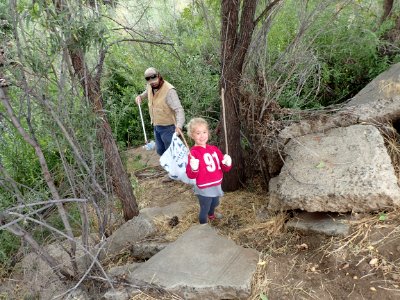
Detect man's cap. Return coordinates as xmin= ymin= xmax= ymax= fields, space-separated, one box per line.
xmin=144 ymin=67 xmax=158 ymax=77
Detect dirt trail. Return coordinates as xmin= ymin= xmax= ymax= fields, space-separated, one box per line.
xmin=126 ymin=146 xmax=400 ymax=300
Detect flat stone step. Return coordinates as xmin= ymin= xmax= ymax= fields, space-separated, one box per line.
xmin=127 ymin=224 xmax=259 ymax=299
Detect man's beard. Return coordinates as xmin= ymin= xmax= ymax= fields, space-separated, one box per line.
xmin=151 ymin=78 xmax=164 ymax=90
xmin=151 ymin=82 xmax=160 ymax=89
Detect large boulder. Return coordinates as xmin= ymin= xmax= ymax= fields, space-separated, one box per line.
xmin=279 ymin=63 xmax=400 ymax=143
xmin=10 ymin=239 xmax=94 ymax=300
xmin=97 ymin=213 xmax=156 ymax=261
xmin=346 ymin=63 xmax=400 ymax=122
xmin=269 ymin=124 xmax=400 ymax=212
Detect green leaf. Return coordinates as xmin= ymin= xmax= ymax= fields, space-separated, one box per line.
xmin=260 ymin=293 xmax=268 ymax=300
xmin=315 ymin=161 xmax=325 ymax=169
xmin=33 ymin=2 xmax=39 ymax=12
xmin=378 ymin=213 xmax=387 ymax=221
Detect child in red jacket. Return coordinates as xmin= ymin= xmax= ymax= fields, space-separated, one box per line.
xmin=185 ymin=117 xmax=232 ymax=224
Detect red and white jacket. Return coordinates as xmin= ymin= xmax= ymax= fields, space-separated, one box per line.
xmin=186 ymin=144 xmax=232 ymax=189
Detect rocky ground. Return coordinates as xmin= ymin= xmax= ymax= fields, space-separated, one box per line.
xmin=126 ymin=146 xmax=400 ymax=300
xmin=1 ymin=146 xmax=399 ymax=299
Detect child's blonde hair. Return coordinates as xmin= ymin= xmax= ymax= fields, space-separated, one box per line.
xmin=186 ymin=117 xmax=209 ymax=138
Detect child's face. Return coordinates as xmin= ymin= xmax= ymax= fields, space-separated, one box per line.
xmin=191 ymin=124 xmax=209 ymax=147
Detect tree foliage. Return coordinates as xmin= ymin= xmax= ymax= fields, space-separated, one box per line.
xmin=0 ymin=0 xmax=139 ymax=281
xmin=102 ymin=0 xmax=221 ymax=147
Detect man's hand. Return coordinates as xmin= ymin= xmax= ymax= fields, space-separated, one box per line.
xmin=175 ymin=127 xmax=182 ymax=136
xmin=221 ymin=154 xmax=232 ymax=167
xmin=135 ymin=95 xmax=142 ymax=105
xmin=190 ymin=157 xmax=199 ymax=171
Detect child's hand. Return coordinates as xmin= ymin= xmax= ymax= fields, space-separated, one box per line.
xmin=190 ymin=158 xmax=199 ymax=171
xmin=222 ymin=154 xmax=232 ymax=167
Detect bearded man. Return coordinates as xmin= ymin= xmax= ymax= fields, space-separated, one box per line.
xmin=135 ymin=67 xmax=185 ymax=156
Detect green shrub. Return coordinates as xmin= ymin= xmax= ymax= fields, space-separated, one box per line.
xmin=103 ymin=1 xmax=220 ymax=147
xmin=0 ymin=231 xmax=20 ymax=272
xmin=259 ymin=0 xmax=396 ymax=108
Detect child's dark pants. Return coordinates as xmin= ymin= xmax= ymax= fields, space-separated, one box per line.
xmin=197 ymin=195 xmax=220 ymax=224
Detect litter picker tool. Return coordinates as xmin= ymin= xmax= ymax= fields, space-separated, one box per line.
xmin=176 ymin=127 xmax=193 ymax=158
xmin=138 ymin=102 xmax=155 ymax=150
xmin=172 ymin=115 xmax=193 ymax=159
xmin=221 ymin=88 xmax=228 ymax=155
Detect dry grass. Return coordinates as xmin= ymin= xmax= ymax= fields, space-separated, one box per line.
xmin=248 ymin=209 xmax=400 ymax=298
xmin=129 ymin=161 xmax=400 ymax=299
xmin=149 ymin=188 xmax=290 ymax=247
xmin=328 ymin=210 xmax=399 ymax=253
xmin=135 ymin=185 xmax=299 ymax=299
xmin=151 ymin=203 xmax=198 ymax=242
xmin=378 ymin=122 xmax=400 ymax=180
xmin=118 ymin=119 xmax=400 ymax=299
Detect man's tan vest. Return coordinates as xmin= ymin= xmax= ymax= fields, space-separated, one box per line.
xmin=147 ymin=81 xmax=175 ymax=126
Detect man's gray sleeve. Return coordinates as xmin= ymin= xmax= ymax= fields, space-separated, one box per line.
xmin=166 ymin=89 xmax=185 ymax=129
xmin=139 ymin=90 xmax=148 ymax=99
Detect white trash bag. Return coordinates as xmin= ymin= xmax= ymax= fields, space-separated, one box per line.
xmin=159 ymin=133 xmax=195 ymax=185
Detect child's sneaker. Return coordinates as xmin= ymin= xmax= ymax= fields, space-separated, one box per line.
xmin=208 ymin=213 xmax=223 ymax=221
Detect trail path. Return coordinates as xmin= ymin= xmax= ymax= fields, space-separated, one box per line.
xmin=120 ymin=146 xmax=400 ymax=300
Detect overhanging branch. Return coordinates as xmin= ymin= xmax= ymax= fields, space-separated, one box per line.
xmin=254 ymin=0 xmax=282 ymax=26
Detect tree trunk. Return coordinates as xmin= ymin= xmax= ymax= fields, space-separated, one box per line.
xmin=220 ymin=71 xmax=245 ymax=191
xmin=381 ymin=0 xmax=394 ymax=24
xmin=69 ymin=50 xmax=139 ymax=221
xmin=220 ymin=1 xmax=258 ymax=191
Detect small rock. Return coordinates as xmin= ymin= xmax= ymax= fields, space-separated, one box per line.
xmin=310 ymin=266 xmax=317 ymax=272
xmin=339 ymin=262 xmax=349 ymax=270
xmin=296 ymin=243 xmax=308 ymax=250
xmin=369 ymin=258 xmax=379 ymax=266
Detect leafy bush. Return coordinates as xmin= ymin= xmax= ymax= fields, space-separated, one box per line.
xmin=0 ymin=231 xmax=20 ymax=273
xmin=257 ymin=0 xmax=398 ymax=109
xmin=103 ymin=1 xmax=220 ymax=147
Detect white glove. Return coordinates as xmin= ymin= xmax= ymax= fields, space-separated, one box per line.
xmin=190 ymin=158 xmax=199 ymax=171
xmin=222 ymin=154 xmax=232 ymax=167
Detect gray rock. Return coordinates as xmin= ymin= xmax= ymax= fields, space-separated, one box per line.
xmin=130 ymin=241 xmax=169 ymax=260
xmin=269 ymin=124 xmax=400 ymax=213
xmin=13 ymin=237 xmax=101 ymax=300
xmin=102 ymin=289 xmax=130 ymax=300
xmin=127 ymin=224 xmax=259 ymax=299
xmin=65 ymin=288 xmax=90 ymax=300
xmin=107 ymin=263 xmax=142 ymax=278
xmin=140 ymin=200 xmax=190 ymax=220
xmin=286 ymin=212 xmax=351 ymax=236
xmin=278 ymin=63 xmax=400 ymax=146
xmin=346 ymin=62 xmax=400 ymax=122
xmin=98 ymin=213 xmax=157 ymax=261
xmin=99 ymin=201 xmax=194 ymax=261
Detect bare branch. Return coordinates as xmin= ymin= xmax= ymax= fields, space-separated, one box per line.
xmin=4 ymin=220 xmax=73 ymax=280
xmin=0 ymin=86 xmax=77 ymax=272
xmin=254 ymin=0 xmax=283 ymax=26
